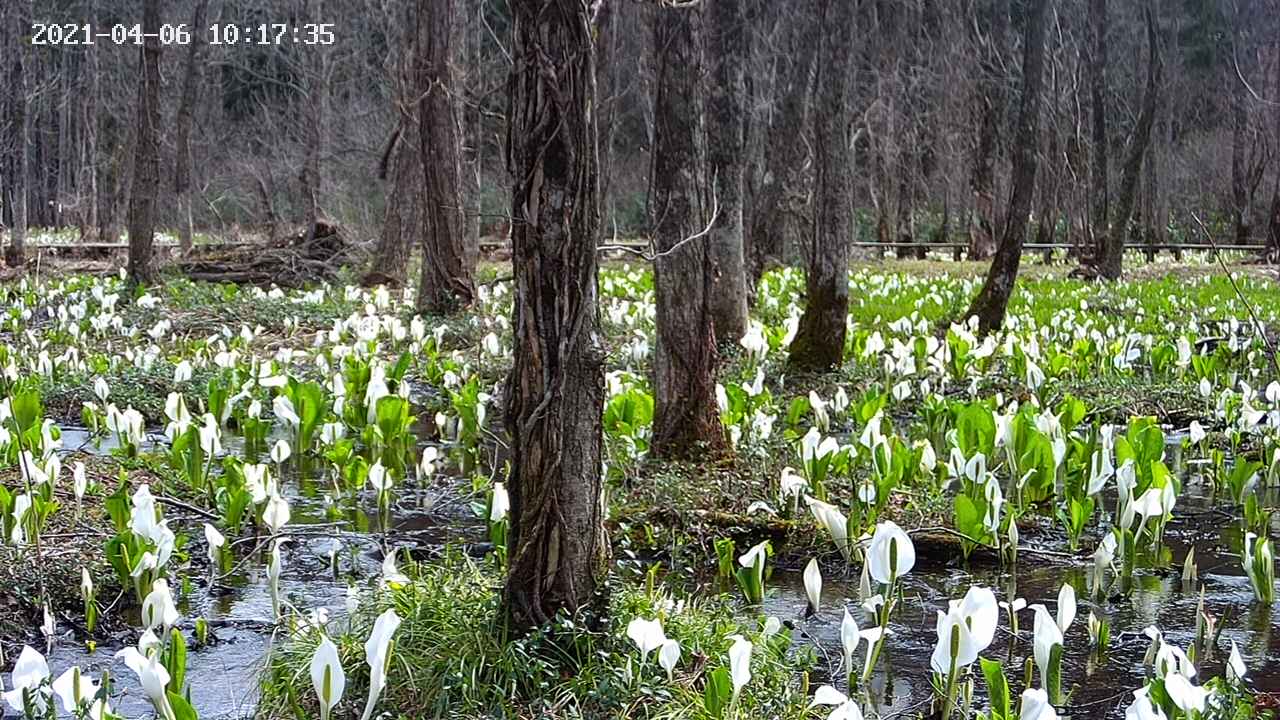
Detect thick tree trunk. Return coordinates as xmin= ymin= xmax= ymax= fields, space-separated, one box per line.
xmin=126 ymin=0 xmax=162 ymax=286
xmin=367 ymin=4 xmax=420 ymax=288
xmin=174 ymin=0 xmax=209 ymax=255
xmin=1098 ymin=5 xmax=1160 ymax=280
xmin=416 ymin=0 xmax=475 ymax=314
xmin=705 ymin=0 xmax=750 ymax=344
xmin=968 ymin=0 xmax=1007 ymax=260
xmin=788 ymin=0 xmax=855 ymax=372
xmin=748 ymin=3 xmax=820 ymax=283
xmin=1088 ymin=0 xmax=1109 ymax=255
xmin=651 ymin=4 xmax=727 ymax=459
xmin=965 ymin=0 xmax=1049 ymax=334
xmin=503 ymin=0 xmax=607 ymax=634
xmin=367 ymin=127 xmax=418 ymax=287
xmin=5 ymin=0 xmax=29 ymax=268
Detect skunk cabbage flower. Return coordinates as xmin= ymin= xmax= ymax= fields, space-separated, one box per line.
xmin=1018 ymin=688 xmax=1058 ymax=720
xmin=867 ymin=521 xmax=915 ymax=584
xmin=625 ymin=617 xmax=666 ymax=660
xmin=3 ymin=646 xmax=51 ymax=716
xmin=803 ymin=558 xmax=822 ymax=615
xmin=727 ymin=634 xmax=752 ymax=701
xmin=358 ymin=609 xmax=403 ymax=720
xmin=52 ymin=666 xmax=100 ymax=715
xmin=658 ymin=639 xmax=681 ymax=682
xmin=310 ymin=635 xmax=346 ymax=720
xmin=141 ymin=578 xmax=180 ymax=630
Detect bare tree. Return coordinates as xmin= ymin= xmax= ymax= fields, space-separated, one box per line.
xmin=966 ymin=0 xmax=1051 ymax=333
xmin=748 ymin=4 xmax=820 ymax=284
xmin=651 ymin=3 xmax=727 ymax=458
xmin=788 ymin=0 xmax=855 ymax=371
xmin=1097 ymin=2 xmax=1161 ymax=279
xmin=1268 ymin=32 xmax=1280 ymax=260
xmin=5 ymin=0 xmax=31 ymax=268
xmin=366 ymin=2 xmax=421 ymax=288
xmin=174 ymin=0 xmax=210 ymax=254
xmin=1088 ymin=0 xmax=1110 ymax=250
xmin=126 ymin=0 xmax=163 ymax=286
xmin=416 ymin=0 xmax=476 ymax=313
xmin=297 ymin=0 xmax=329 ymax=247
xmin=503 ymin=0 xmax=607 ymax=633
xmin=705 ymin=0 xmax=750 ymax=343
xmin=969 ymin=0 xmax=1008 ymax=260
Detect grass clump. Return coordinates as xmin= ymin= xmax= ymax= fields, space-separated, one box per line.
xmin=261 ymin=548 xmax=816 ymax=720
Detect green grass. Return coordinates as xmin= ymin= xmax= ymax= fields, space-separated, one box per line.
xmin=260 ymin=549 xmax=816 ymax=720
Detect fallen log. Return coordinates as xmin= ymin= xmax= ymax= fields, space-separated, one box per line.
xmin=173 ymin=221 xmax=363 ymax=287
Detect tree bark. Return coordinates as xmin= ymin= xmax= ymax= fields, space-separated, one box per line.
xmin=5 ymin=0 xmax=30 ymax=268
xmin=748 ymin=2 xmax=820 ymax=284
xmin=367 ymin=3 xmax=420 ymax=288
xmin=1088 ymin=0 xmax=1109 ymax=254
xmin=367 ymin=127 xmax=419 ymax=287
xmin=651 ymin=3 xmax=727 ymax=459
xmin=968 ymin=0 xmax=1008 ymax=260
xmin=705 ymin=0 xmax=750 ymax=344
xmin=1268 ymin=35 xmax=1280 ymax=261
xmin=174 ymin=0 xmax=210 ymax=255
xmin=416 ymin=0 xmax=475 ymax=314
xmin=788 ymin=0 xmax=855 ymax=372
xmin=301 ymin=0 xmax=327 ymax=245
xmin=126 ymin=0 xmax=162 ymax=286
xmin=1097 ymin=4 xmax=1160 ymax=280
xmin=503 ymin=0 xmax=607 ymax=634
xmin=965 ymin=0 xmax=1050 ymax=334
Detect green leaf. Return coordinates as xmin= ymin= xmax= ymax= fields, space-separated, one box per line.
xmin=168 ymin=690 xmax=199 ymax=720
xmin=980 ymin=658 xmax=1010 ymax=720
xmin=703 ymin=667 xmax=732 ymax=719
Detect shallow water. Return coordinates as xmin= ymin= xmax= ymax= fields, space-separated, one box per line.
xmin=39 ymin=427 xmax=1280 ymax=719
xmin=765 ymin=475 xmax=1280 ymax=718
xmin=46 ymin=427 xmax=483 ymax=719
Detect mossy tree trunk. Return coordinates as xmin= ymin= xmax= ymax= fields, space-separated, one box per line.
xmin=126 ymin=0 xmax=162 ymax=287
xmin=503 ymin=0 xmax=608 ymax=634
xmin=651 ymin=3 xmax=727 ymax=459
xmin=965 ymin=0 xmax=1049 ymax=334
xmin=787 ymin=0 xmax=854 ymax=372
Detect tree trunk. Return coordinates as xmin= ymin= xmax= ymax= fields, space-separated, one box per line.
xmin=965 ymin=0 xmax=1049 ymax=334
xmin=367 ymin=3 xmax=420 ymax=288
xmin=1230 ymin=51 xmax=1250 ymax=245
xmin=968 ymin=0 xmax=1007 ymax=260
xmin=367 ymin=127 xmax=418 ymax=287
xmin=705 ymin=0 xmax=750 ymax=345
xmin=1098 ymin=4 xmax=1160 ymax=280
xmin=1088 ymin=0 xmax=1109 ymax=256
xmin=5 ymin=0 xmax=29 ymax=268
xmin=651 ymin=3 xmax=727 ymax=459
xmin=788 ymin=0 xmax=854 ymax=372
xmin=416 ymin=0 xmax=475 ymax=314
xmin=748 ymin=3 xmax=820 ymax=283
xmin=174 ymin=0 xmax=209 ymax=255
xmin=302 ymin=0 xmax=327 ymax=245
xmin=1268 ymin=36 xmax=1280 ymax=261
xmin=126 ymin=0 xmax=162 ymax=286
xmin=503 ymin=0 xmax=607 ymax=634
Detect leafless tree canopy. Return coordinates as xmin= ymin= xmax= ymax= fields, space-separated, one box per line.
xmin=0 ymin=0 xmax=1278 ymax=272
